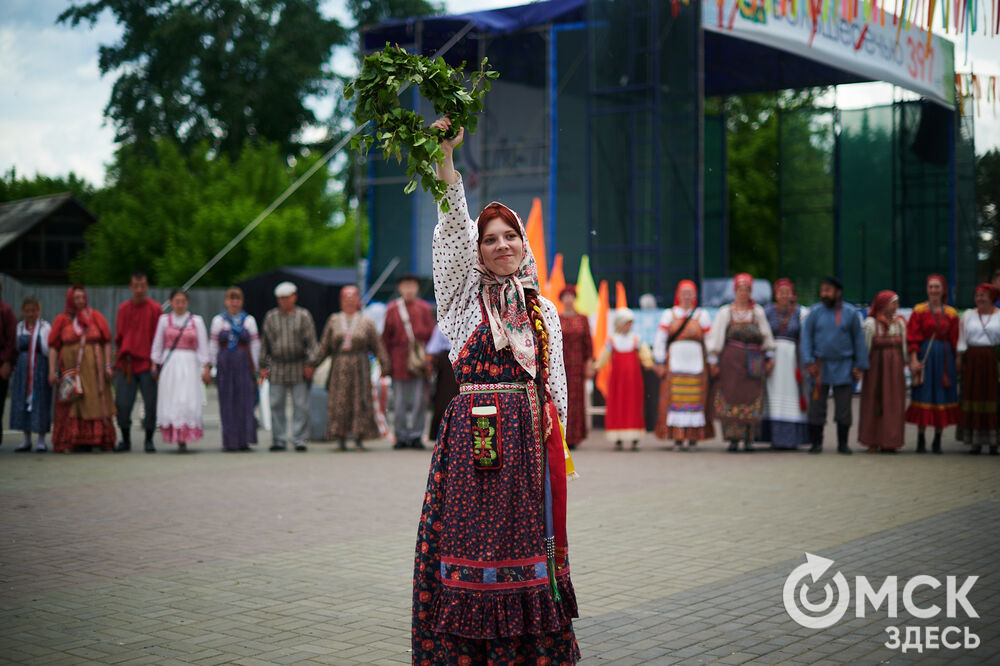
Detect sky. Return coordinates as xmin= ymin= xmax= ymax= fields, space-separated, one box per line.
xmin=1 ymin=0 xmax=998 ymax=188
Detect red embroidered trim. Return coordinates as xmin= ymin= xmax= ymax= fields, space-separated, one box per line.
xmin=441 ymin=555 xmax=545 ymax=568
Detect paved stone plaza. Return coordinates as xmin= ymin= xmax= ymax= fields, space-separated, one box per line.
xmin=1 ymin=397 xmax=997 ymax=665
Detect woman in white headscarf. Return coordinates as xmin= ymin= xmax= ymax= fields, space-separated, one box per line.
xmin=410 ymin=117 xmax=580 ymax=665
xmin=595 ymin=308 xmax=654 ymax=450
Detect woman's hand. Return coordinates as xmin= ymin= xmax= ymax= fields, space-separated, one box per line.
xmin=709 ymin=363 xmax=720 ymax=378
xmin=49 ymin=370 xmax=59 ymax=386
xmin=202 ymin=367 xmax=213 ymax=385
xmin=765 ymin=358 xmax=775 ymax=376
xmin=431 ymin=116 xmax=463 ymax=185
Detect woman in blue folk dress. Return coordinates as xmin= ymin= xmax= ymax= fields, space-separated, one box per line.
xmin=410 ymin=117 xmax=579 ymax=665
xmin=11 ymin=297 xmax=52 ymax=452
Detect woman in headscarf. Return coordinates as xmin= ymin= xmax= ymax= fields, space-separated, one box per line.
xmin=558 ymin=285 xmax=593 ymax=449
xmin=208 ymin=287 xmax=261 ymax=451
xmin=46 ymin=285 xmax=117 ymax=452
xmin=410 ymin=116 xmax=580 ymax=664
xmin=859 ymin=291 xmax=907 ymax=452
xmin=10 ymin=297 xmax=52 ymax=452
xmin=759 ymin=278 xmax=809 ymax=449
xmin=904 ymin=274 xmax=959 ymax=453
xmin=956 ymin=283 xmax=1000 ymax=455
xmin=595 ymin=308 xmax=654 ymax=451
xmin=313 ymin=285 xmax=389 ymax=451
xmin=653 ymin=280 xmax=713 ymax=450
xmin=705 ymin=273 xmax=776 ymax=452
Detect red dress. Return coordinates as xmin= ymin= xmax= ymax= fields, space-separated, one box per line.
xmin=904 ymin=303 xmax=959 ymax=428
xmin=603 ymin=334 xmax=646 ymax=441
xmin=49 ymin=310 xmax=117 ymax=451
xmin=559 ymin=312 xmax=592 ymax=447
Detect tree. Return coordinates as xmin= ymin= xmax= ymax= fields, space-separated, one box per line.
xmin=58 ymin=1 xmax=347 ymax=159
xmin=978 ymin=149 xmax=1000 ymax=271
xmin=348 ymin=0 xmax=444 ymax=29
xmin=714 ymin=89 xmax=829 ymax=287
xmin=70 ymin=139 xmax=363 ymax=286
xmin=0 ymin=168 xmax=97 ymax=207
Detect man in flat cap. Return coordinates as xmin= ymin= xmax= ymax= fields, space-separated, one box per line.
xmin=259 ymin=281 xmax=318 ymax=451
xmin=800 ymin=276 xmax=869 ymax=454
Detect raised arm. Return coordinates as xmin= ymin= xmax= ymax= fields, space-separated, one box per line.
xmin=431 ymin=117 xmax=480 ymax=346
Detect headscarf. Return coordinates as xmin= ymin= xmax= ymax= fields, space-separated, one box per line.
xmin=871 ymin=290 xmax=899 ymax=329
xmin=475 ymin=202 xmax=540 ymax=378
xmin=64 ymin=284 xmax=93 ymax=328
xmin=733 ymin=273 xmax=754 ymax=305
xmin=773 ymin=278 xmax=796 ymax=298
xmin=613 ymin=307 xmax=635 ymax=332
xmin=674 ymin=279 xmax=698 ymax=308
xmin=975 ymin=282 xmax=1000 ymax=303
xmin=926 ymin=274 xmax=948 ymax=299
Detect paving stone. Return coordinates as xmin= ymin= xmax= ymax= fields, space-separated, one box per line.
xmin=1 ymin=399 xmax=997 ymax=663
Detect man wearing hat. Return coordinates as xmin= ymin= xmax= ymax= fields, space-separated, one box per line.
xmin=259 ymin=281 xmax=319 ymax=451
xmin=800 ymin=276 xmax=869 ymax=454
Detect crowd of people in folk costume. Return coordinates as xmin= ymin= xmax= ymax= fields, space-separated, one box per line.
xmin=1 ymin=270 xmax=999 ymax=457
xmin=0 ymin=273 xmax=437 ymax=454
xmin=558 ymin=272 xmax=1000 ymax=457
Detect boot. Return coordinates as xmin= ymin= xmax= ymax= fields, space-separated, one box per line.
xmin=837 ymin=424 xmax=852 ymax=455
xmin=727 ymin=440 xmax=739 ymax=452
xmin=808 ymin=425 xmax=823 ymax=454
xmin=915 ymin=432 xmax=926 ymax=453
xmin=115 ymin=430 xmax=131 ymax=452
xmin=743 ymin=440 xmax=755 ymax=452
xmin=355 ymin=438 xmax=365 ymax=450
xmin=144 ymin=429 xmax=156 ymax=453
xmin=931 ymin=431 xmax=942 ymax=455
xmin=338 ymin=439 xmax=348 ymax=451
xmin=990 ymin=445 xmax=998 ymax=456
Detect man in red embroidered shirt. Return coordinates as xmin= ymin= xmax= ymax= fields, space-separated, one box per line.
xmin=382 ymin=274 xmax=434 ymax=449
xmin=114 ymin=272 xmax=162 ymax=452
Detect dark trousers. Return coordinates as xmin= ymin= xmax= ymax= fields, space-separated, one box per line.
xmin=0 ymin=376 xmax=8 ymax=442
xmin=114 ymin=370 xmax=158 ymax=432
xmin=808 ymin=384 xmax=853 ymax=426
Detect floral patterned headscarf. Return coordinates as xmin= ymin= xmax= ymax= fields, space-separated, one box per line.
xmin=475 ymin=202 xmax=541 ymax=378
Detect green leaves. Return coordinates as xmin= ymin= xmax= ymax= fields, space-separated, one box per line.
xmin=346 ymin=44 xmax=499 ymax=211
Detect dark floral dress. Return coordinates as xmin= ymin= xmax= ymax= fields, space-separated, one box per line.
xmin=411 ymin=303 xmax=580 ymax=665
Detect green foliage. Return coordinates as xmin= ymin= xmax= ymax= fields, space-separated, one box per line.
xmin=58 ymin=0 xmax=346 ymax=159
xmin=978 ymin=149 xmax=1000 ymax=270
xmin=348 ymin=0 xmax=444 ymax=29
xmin=0 ymin=168 xmax=97 ymax=207
xmin=70 ymin=139 xmax=361 ymax=286
xmin=719 ymin=89 xmax=829 ymax=282
xmin=344 ymin=45 xmax=499 ymax=211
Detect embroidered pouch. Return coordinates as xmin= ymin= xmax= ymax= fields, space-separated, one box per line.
xmin=471 ymin=404 xmax=501 ymax=470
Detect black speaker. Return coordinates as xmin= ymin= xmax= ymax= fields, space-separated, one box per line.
xmin=911 ymin=101 xmax=952 ymax=166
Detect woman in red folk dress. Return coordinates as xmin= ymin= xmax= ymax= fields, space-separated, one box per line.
xmin=595 ymin=308 xmax=654 ymax=451
xmin=558 ymin=286 xmax=593 ymax=449
xmin=411 ymin=117 xmax=579 ymax=665
xmin=904 ymin=274 xmax=960 ymax=453
xmin=47 ymin=285 xmax=117 ymax=452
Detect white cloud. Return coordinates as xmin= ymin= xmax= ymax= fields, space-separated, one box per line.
xmin=1 ymin=0 xmax=997 ymax=191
